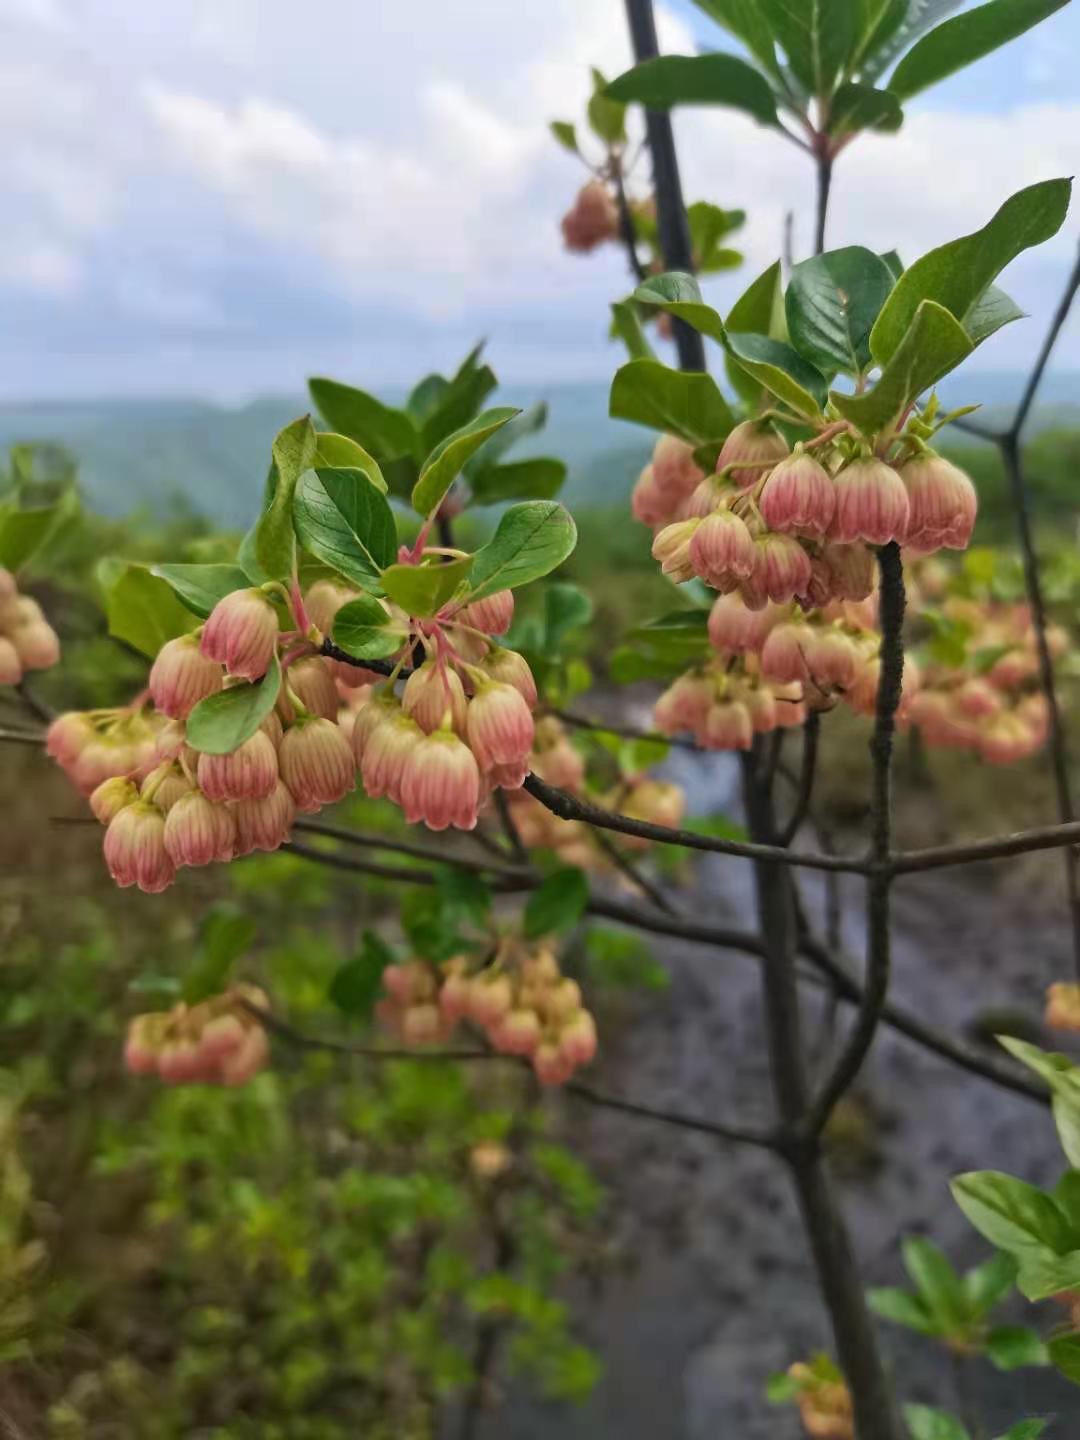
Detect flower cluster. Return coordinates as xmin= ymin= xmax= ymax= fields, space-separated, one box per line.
xmin=906 ymin=595 xmax=1059 ymax=765
xmin=350 ymin=587 xmax=537 ymax=832
xmin=643 ymin=424 xmax=976 ymax=614
xmin=47 ymin=704 xmax=168 ymax=794
xmin=378 ymin=940 xmax=598 ymax=1086
xmin=124 ymin=985 xmax=270 ymax=1087
xmin=783 ymin=1360 xmax=854 ymax=1440
xmin=0 ymin=567 xmax=60 ymax=685
xmin=505 ymin=716 xmax=685 ymax=868
xmin=560 ymin=179 xmax=620 ymax=252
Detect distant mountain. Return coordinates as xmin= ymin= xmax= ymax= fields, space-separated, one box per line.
xmin=0 ymin=374 xmax=1075 ymax=524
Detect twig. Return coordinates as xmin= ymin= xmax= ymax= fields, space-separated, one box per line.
xmin=547 ymin=706 xmax=702 ymax=752
xmin=777 ymin=712 xmax=820 ymax=847
xmin=493 ymin=788 xmax=529 ymax=866
xmin=590 ymin=827 xmax=677 ymax=915
xmin=611 ymin=154 xmax=648 ymax=284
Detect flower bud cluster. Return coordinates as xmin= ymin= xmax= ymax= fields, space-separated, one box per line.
xmin=124 ymin=985 xmax=270 ymax=1087
xmin=560 ymin=179 xmax=620 ymax=252
xmin=0 ymin=568 xmax=60 ymax=683
xmin=785 ymin=1362 xmax=854 ymax=1440
xmin=46 ymin=705 xmax=168 ymax=794
xmin=1045 ymin=982 xmax=1080 ymax=1033
xmin=351 ymin=589 xmax=535 ymax=832
xmin=377 ymin=941 xmax=598 ymax=1086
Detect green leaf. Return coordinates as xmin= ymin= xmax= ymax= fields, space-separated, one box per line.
xmin=634 ymin=270 xmax=728 ymax=343
xmin=331 ymin=595 xmax=406 ymax=660
xmin=436 ymin=868 xmax=491 ymax=926
xmin=467 ymin=502 xmax=577 ymax=602
xmin=380 ymin=557 xmax=473 ymax=618
xmin=313 ymin=432 xmax=388 ymax=494
xmin=184 ymin=904 xmax=257 ymax=1005
xmin=406 ymin=373 xmax=450 ymax=426
xmin=524 ymin=868 xmax=589 ymax=939
xmin=995 ymin=1422 xmax=1049 ymax=1440
xmin=610 ymin=358 xmax=736 ymax=446
xmin=412 ymin=407 xmax=520 ymax=517
xmin=828 ymin=81 xmax=903 ymax=134
xmin=849 ymin=0 xmax=910 ymax=73
xmin=0 ymin=495 xmax=73 ymax=571
xmin=464 ymin=401 xmax=550 ymax=476
xmin=879 ymin=248 xmax=904 ymax=281
xmin=963 ymin=1251 xmax=1017 ymax=1315
xmin=831 ymin=300 xmax=973 ymax=433
xmin=550 ymin=120 xmax=579 ymax=154
xmin=986 ymin=1326 xmax=1050 ymax=1371
xmin=903 ymin=1404 xmax=969 ymax=1440
xmin=724 ymin=333 xmax=827 ymax=420
xmin=610 ymin=301 xmax=658 ymax=362
xmin=1049 ymin=1331 xmax=1080 ymax=1385
xmin=765 ymin=1371 xmax=802 ymax=1404
xmin=889 ymin=0 xmax=1069 ymax=99
xmin=1054 ymin=1097 xmax=1080 ymax=1170
xmin=692 ymin=0 xmax=781 ymax=76
xmin=419 ymin=350 xmax=499 ymax=452
xmin=1019 ymin=1246 xmax=1080 ymax=1303
xmin=150 ymin=563 xmax=251 ymax=619
xmin=870 ymin=179 xmax=1073 ymax=366
xmin=308 ymin=376 xmax=418 ymax=463
xmin=688 ymin=200 xmax=747 ymax=271
xmin=725 ymin=260 xmax=785 ymax=406
xmin=544 ymin=582 xmax=593 ymax=652
xmin=786 ymin=246 xmax=895 ymax=376
xmin=587 ymin=67 xmax=626 ymax=144
xmin=965 ymin=284 xmax=1025 ymax=346
xmin=186 ymin=654 xmax=281 ymax=756
xmin=255 ymin=415 xmax=317 ymax=581
xmin=866 ymin=1286 xmax=938 ymax=1335
xmin=293 ymin=466 xmax=398 ymax=591
xmin=606 ymin=53 xmax=780 ymax=128
xmin=468 ymin=457 xmax=567 ymax=505
xmin=951 ymin=1170 xmax=1076 ymax=1256
xmin=328 ymin=931 xmax=396 ymax=1019
xmin=98 ymin=560 xmax=198 ymax=658
xmin=610 ymin=645 xmax=689 ymax=683
xmin=902 ymin=1236 xmax=968 ymax=1331
xmin=760 ymin=0 xmax=857 ymax=96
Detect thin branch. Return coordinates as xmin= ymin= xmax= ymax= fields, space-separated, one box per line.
xmin=810 ymin=542 xmax=905 ymax=1134
xmin=950 ymin=415 xmax=1003 ymax=443
xmin=493 ymin=788 xmax=529 ymax=866
xmin=777 ymin=712 xmax=820 ymax=848
xmin=1010 ymin=239 xmax=1080 ymax=439
xmin=890 ymin=820 xmax=1080 ymax=875
xmin=546 ymin=705 xmax=702 ymax=752
xmin=563 ymin=1077 xmax=776 ymax=1147
xmin=611 ymin=155 xmax=648 ymax=283
xmin=295 ymin=817 xmax=526 ymax=877
xmin=283 ymin=839 xmax=441 ymax=886
xmin=320 ymin=640 xmax=412 ymax=680
xmin=15 ymin=680 xmax=54 ymax=724
xmin=590 ymin=827 xmax=678 ymax=915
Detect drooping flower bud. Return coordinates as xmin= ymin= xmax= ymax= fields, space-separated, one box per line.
xmin=716 ymin=420 xmax=789 ymax=488
xmin=761 ymin=622 xmax=812 ymax=684
xmin=466 ymin=680 xmax=535 ymax=773
xmin=822 ymin=543 xmax=875 ymax=602
xmin=481 ymin=647 xmax=537 ymax=707
xmin=707 ymin=593 xmax=779 ymax=655
xmin=279 ymin=716 xmax=356 ymax=812
xmin=90 ymin=775 xmax=139 ymax=824
xmin=759 ymin=452 xmax=836 ymax=538
xmin=491 ymin=1008 xmax=542 ymax=1056
xmin=304 ymin=579 xmax=358 ymax=635
xmin=978 ymin=712 xmax=1036 ymax=765
xmin=703 ymin=700 xmax=754 ymax=751
xmin=0 ymin=636 xmax=22 ymax=684
xmin=12 ymin=621 xmax=60 ymax=670
xmin=403 ymin=660 xmax=469 ymax=735
xmin=233 ymin=778 xmax=296 ymax=854
xmin=1046 ymin=982 xmax=1080 ymax=1033
xmin=560 ymin=179 xmax=619 ymax=252
xmin=559 ymin=1010 xmax=598 ymax=1067
xmin=164 ymin=789 xmax=236 ymax=866
xmin=745 ymin=685 xmax=778 ymax=733
xmin=200 ymin=587 xmax=279 ymax=681
xmin=456 ymin=589 xmax=514 ymax=636
xmin=361 ymin=709 xmax=423 ymax=804
xmin=807 ymin=629 xmax=859 ymax=690
xmin=631 ymin=464 xmax=670 ymax=528
xmin=772 ymin=682 xmax=808 ymax=729
xmin=900 ymin=453 xmax=978 ymax=551
xmin=829 ymin=458 xmax=910 ymax=546
xmin=621 ymin=778 xmax=686 ymax=835
xmin=146 ymin=766 xmax=194 ymax=814
xmin=197 ymin=729 xmax=279 ymax=802
xmin=47 ymin=711 xmax=95 ymax=766
xmin=399 ymin=729 xmax=481 ymax=831
xmin=651 ymin=434 xmax=703 ymax=499
xmin=281 ymin=656 xmax=339 ymax=721
xmin=654 ymin=672 xmax=712 ymax=736
xmin=954 ymin=677 xmax=1002 ymax=719
xmin=103 ymin=801 xmax=175 ymax=893
xmin=752 ymin=533 xmax=814 ymax=604
xmin=687 ymin=509 xmax=756 ymax=588
xmin=149 ymin=634 xmax=223 ymax=718
xmin=651 ymin=519 xmax=700 ymax=583
xmin=219 ymin=1025 xmax=270 ymax=1086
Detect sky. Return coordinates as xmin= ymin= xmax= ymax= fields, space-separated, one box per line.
xmin=0 ymin=0 xmax=1077 ymax=402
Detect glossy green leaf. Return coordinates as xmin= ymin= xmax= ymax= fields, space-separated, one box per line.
xmin=688 ymin=200 xmax=747 ymax=271
xmin=419 ymin=350 xmax=499 ymax=452
xmin=692 ymin=0 xmax=781 ymax=74
xmin=1018 ymin=1246 xmax=1080 ymax=1301
xmin=98 ymin=560 xmax=199 ymax=658
xmin=328 ymin=932 xmax=397 ymax=1019
xmin=436 ymin=867 xmax=491 ymax=926
xmin=866 ymin=1286 xmax=938 ymax=1335
xmin=965 ymin=284 xmax=1025 ymax=346
xmin=466 ymin=501 xmax=578 ymax=602
xmin=1054 ymin=1097 xmax=1080 ymax=1170
xmin=1049 ymin=1331 xmax=1080 ymax=1385
xmin=406 ymin=373 xmax=450 ymax=427
xmin=606 ymin=53 xmax=780 ymax=127
xmin=293 ymin=466 xmax=398 ymax=591
xmin=870 ymin=179 xmax=1073 ymax=365
xmin=634 ymin=270 xmax=727 ymax=342
xmin=468 ymin=457 xmax=567 ymax=505
xmin=994 ymin=1422 xmax=1048 ymax=1440
xmin=550 ymin=119 xmax=579 ymax=154
xmin=611 ymin=300 xmax=658 ymax=362
xmin=308 ymin=376 xmax=418 ymax=461
xmin=0 ymin=492 xmax=75 ymax=571
xmin=725 ymin=260 xmax=785 ymax=405
xmin=760 ymin=0 xmax=856 ymax=96
xmin=831 ymin=300 xmax=973 ymax=433
xmin=963 ymin=1251 xmax=1017 ymax=1315
xmin=412 ymin=406 xmax=520 ymax=517
xmin=150 ymin=563 xmax=251 ymax=619
xmin=587 ymin=67 xmax=626 ymax=144
xmin=332 ymin=595 xmax=405 ymax=660
xmin=380 ymin=557 xmax=473 ymax=618
xmin=610 ymin=358 xmax=736 ymax=445
xmin=464 ymin=401 xmax=551 ymax=477
xmin=889 ymin=0 xmax=1069 ymax=99
xmin=903 ymin=1405 xmax=968 ymax=1440
xmin=186 ymin=654 xmax=281 ymax=756
xmin=902 ymin=1236 xmax=967 ymax=1331
xmin=765 ymin=1371 xmax=802 ymax=1403
xmin=313 ymin=432 xmax=388 ymax=493
xmin=545 ymin=582 xmax=593 ymax=652
xmin=524 ymin=867 xmax=589 ymax=938
xmin=986 ymin=1326 xmax=1050 ymax=1371
xmin=724 ymin=333 xmax=827 ymax=420
xmin=255 ymin=415 xmax=317 ymax=581
xmin=850 ymin=0 xmax=910 ymax=72
xmin=952 ymin=1170 xmax=1076 ymax=1256
xmin=786 ymin=245 xmax=895 ymax=376
xmin=828 ymin=81 xmax=903 ymax=134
